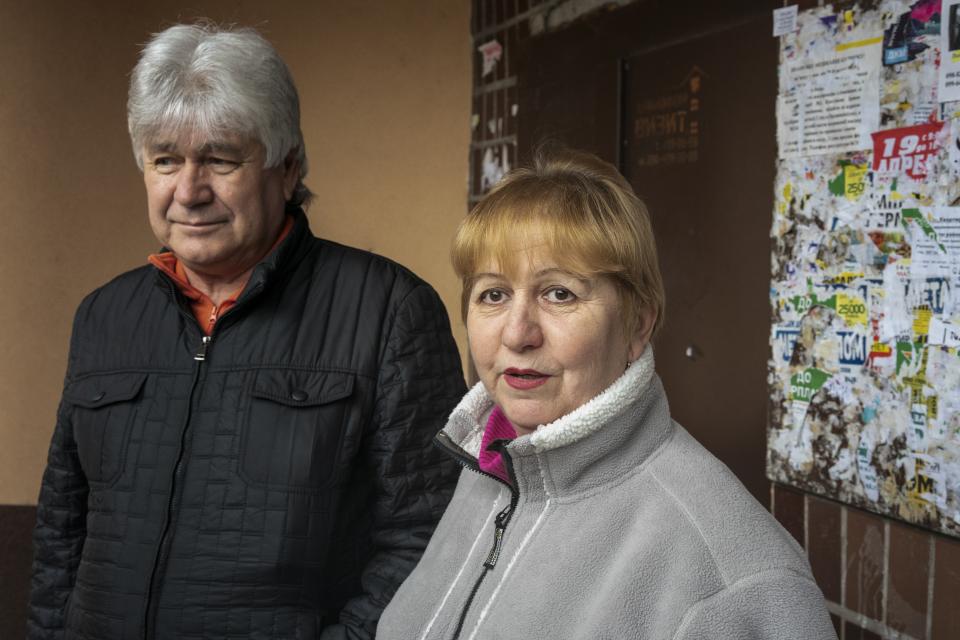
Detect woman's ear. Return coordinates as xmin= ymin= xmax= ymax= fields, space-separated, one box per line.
xmin=628 ymin=307 xmax=656 ymax=362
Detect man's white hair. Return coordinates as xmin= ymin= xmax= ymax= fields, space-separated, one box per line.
xmin=127 ymin=22 xmax=312 ymax=206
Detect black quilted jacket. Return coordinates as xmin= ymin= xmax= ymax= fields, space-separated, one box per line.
xmin=28 ymin=211 xmax=465 ymax=640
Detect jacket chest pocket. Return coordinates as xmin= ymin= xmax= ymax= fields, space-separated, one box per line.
xmin=63 ymin=373 xmax=147 ymax=486
xmin=239 ymin=369 xmax=355 ymax=492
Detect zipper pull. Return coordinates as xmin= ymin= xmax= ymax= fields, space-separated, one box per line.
xmin=194 ymin=335 xmax=212 ymax=361
xmin=484 ymin=524 xmax=505 ymax=568
xmin=484 ymin=504 xmax=514 ymax=568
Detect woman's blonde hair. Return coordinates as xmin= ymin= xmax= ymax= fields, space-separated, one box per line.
xmin=452 ymin=148 xmax=665 ymax=340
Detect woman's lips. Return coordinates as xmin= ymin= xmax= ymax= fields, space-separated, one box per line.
xmin=503 ymin=368 xmax=550 ymax=390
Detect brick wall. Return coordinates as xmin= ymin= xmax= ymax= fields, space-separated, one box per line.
xmin=773 ymin=484 xmax=960 ymax=639
xmin=469 ymin=2 xmax=960 ymax=639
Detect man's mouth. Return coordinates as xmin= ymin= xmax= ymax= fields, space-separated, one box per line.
xmin=173 ymin=219 xmax=228 ymax=231
xmin=176 ymin=220 xmax=226 ymax=226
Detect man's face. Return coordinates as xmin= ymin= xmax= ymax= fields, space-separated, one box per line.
xmin=142 ymin=131 xmax=298 ymax=278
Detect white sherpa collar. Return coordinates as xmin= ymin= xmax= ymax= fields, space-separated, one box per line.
xmin=446 ymin=347 xmax=656 ymax=454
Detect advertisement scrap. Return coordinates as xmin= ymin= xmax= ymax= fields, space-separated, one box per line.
xmin=771 ymin=0 xmax=960 ymax=537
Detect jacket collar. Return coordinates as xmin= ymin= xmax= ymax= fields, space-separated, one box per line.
xmin=152 ymin=207 xmax=314 ymax=306
xmin=239 ymin=206 xmax=313 ymax=302
xmin=443 ymin=347 xmax=675 ymax=499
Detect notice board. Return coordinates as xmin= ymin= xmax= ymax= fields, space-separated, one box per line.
xmin=769 ymin=0 xmax=960 ymax=537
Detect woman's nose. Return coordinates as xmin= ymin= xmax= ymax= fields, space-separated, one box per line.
xmin=174 ymin=162 xmax=214 ymax=207
xmin=501 ymin=301 xmax=543 ymax=352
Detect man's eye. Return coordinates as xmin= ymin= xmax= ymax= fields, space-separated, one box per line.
xmin=478 ymin=289 xmax=508 ymax=304
xmin=151 ymin=157 xmax=180 ymax=173
xmin=207 ymin=157 xmax=241 ymax=174
xmin=543 ymin=287 xmax=576 ymax=303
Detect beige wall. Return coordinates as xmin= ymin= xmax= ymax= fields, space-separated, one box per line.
xmin=0 ymin=1 xmax=471 ymax=505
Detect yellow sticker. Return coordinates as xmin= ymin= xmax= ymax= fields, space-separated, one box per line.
xmin=953 ymin=50 xmax=960 ymax=63
xmin=871 ymin=342 xmax=892 ymax=356
xmin=836 ymin=293 xmax=867 ymax=326
xmin=835 ymin=36 xmax=883 ymax=51
xmin=913 ymin=306 xmax=933 ymax=337
xmin=779 ymin=182 xmax=792 ymax=215
xmin=827 ymin=271 xmax=865 ymax=284
xmin=844 ymin=165 xmax=868 ymax=201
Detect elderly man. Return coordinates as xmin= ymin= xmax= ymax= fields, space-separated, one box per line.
xmin=27 ymin=23 xmax=464 ymax=640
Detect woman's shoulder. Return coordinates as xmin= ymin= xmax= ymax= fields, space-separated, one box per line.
xmin=644 ymin=423 xmax=813 ymax=586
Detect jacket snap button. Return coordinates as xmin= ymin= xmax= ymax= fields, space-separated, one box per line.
xmin=92 ymin=391 xmax=106 ymax=402
xmin=290 ymin=390 xmax=308 ymax=402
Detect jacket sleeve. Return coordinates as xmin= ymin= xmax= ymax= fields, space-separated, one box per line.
xmin=672 ymin=570 xmax=838 ymax=640
xmin=27 ymin=314 xmax=89 ymax=639
xmin=321 ymin=282 xmax=466 ymax=640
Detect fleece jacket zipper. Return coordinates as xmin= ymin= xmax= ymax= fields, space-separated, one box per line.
xmin=433 ymin=433 xmax=520 ymax=640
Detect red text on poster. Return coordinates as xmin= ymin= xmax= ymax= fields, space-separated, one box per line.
xmin=871 ymin=121 xmax=944 ymax=179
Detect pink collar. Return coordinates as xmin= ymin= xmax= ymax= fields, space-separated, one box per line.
xmin=478 ymin=406 xmax=517 ymax=484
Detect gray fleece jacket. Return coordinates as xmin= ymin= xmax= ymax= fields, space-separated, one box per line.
xmin=377 ymin=349 xmax=837 ymax=640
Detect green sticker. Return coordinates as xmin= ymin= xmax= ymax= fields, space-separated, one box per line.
xmin=896 ymin=341 xmax=914 ymax=375
xmin=790 ymin=367 xmax=831 ymax=402
xmin=788 ymin=293 xmax=837 ymax=314
xmin=902 ymin=208 xmax=946 ymax=252
xmin=828 ymin=170 xmax=845 ymax=196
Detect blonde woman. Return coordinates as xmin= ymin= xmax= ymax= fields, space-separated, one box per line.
xmin=377 ymin=149 xmax=835 ymax=640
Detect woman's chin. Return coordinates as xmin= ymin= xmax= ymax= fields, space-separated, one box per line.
xmin=498 ymin=404 xmax=558 ymax=434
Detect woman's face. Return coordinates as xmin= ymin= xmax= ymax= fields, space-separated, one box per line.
xmin=467 ymin=246 xmax=649 ymax=435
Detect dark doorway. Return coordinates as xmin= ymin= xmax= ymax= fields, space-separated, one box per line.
xmin=519 ymin=3 xmax=778 ymax=503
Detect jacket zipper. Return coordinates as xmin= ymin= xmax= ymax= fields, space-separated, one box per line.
xmin=142 ymin=333 xmax=210 ymax=638
xmin=142 ymin=277 xmax=261 ymax=638
xmin=434 ymin=433 xmax=520 ymax=640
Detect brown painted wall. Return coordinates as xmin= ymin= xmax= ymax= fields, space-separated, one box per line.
xmin=0 ymin=0 xmax=471 ymax=507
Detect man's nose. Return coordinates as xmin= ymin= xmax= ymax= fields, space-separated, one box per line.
xmin=173 ymin=162 xmax=214 ymax=207
xmin=501 ymin=300 xmax=543 ymax=352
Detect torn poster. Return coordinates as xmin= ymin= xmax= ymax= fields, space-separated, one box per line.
xmin=481 ymin=145 xmax=511 ymax=191
xmin=883 ymin=0 xmax=940 ymax=66
xmin=904 ymin=206 xmax=960 ymax=278
xmin=477 ymin=40 xmax=503 ymax=77
xmin=774 ymin=5 xmax=799 ymax=38
xmin=777 ymin=45 xmax=881 ymax=158
xmin=771 ymin=1 xmax=960 ymax=539
xmin=871 ymin=121 xmax=944 ymax=178
xmin=940 ymin=0 xmax=960 ymax=101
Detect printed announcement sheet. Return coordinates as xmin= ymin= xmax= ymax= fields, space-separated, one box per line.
xmin=778 ymin=46 xmax=881 ymax=158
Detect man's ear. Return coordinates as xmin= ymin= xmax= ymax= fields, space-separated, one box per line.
xmin=628 ymin=307 xmax=657 ymax=362
xmin=282 ymin=149 xmax=301 ymax=202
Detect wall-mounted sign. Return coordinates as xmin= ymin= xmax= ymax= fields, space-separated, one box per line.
xmin=631 ymin=66 xmax=702 ymax=167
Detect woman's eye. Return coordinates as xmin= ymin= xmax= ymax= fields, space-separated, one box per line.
xmin=479 ymin=289 xmax=507 ymax=304
xmin=544 ymin=287 xmax=576 ymax=303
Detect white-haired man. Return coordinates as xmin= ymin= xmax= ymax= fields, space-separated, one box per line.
xmin=28 ymin=23 xmax=464 ymax=640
